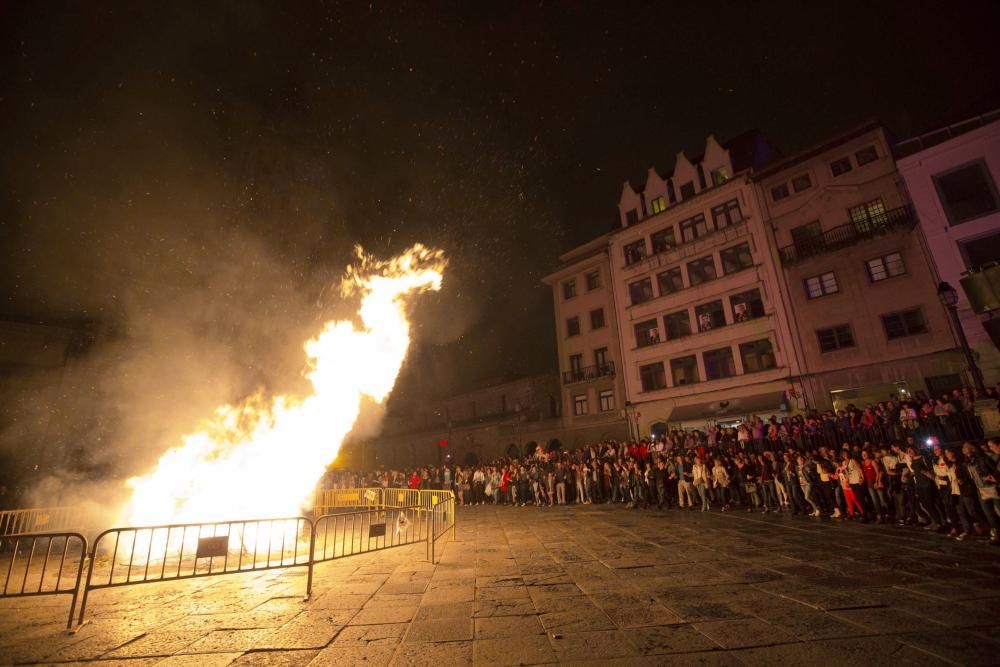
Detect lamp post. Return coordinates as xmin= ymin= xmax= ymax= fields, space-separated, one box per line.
xmin=938 ymin=281 xmax=987 ymax=396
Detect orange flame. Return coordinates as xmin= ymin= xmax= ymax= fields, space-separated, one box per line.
xmin=121 ymin=244 xmax=446 ymax=526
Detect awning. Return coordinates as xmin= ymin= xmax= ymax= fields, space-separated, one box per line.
xmin=665 ymin=391 xmax=787 ymax=423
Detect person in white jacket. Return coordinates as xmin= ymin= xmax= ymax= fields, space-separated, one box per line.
xmin=692 ymin=456 xmax=710 ymax=511
xmin=711 ymin=459 xmax=731 ymax=510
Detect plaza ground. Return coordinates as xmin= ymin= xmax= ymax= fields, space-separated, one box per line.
xmin=1 ymin=505 xmax=999 ymax=666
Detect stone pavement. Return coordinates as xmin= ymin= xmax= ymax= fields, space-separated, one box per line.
xmin=1 ymin=504 xmax=999 ymax=666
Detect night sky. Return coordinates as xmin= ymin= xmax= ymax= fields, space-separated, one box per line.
xmin=2 ymin=1 xmax=999 ymax=401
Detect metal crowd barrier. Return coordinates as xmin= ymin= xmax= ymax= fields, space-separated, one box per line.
xmin=76 ymin=516 xmax=313 ymax=626
xmin=0 ymin=507 xmax=86 ymax=537
xmin=0 ymin=489 xmax=458 ymax=629
xmin=0 ymin=532 xmax=88 ymax=629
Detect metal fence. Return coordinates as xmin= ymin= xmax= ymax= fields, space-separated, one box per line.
xmin=76 ymin=516 xmax=313 ymax=626
xmin=428 ymin=496 xmax=455 ymax=565
xmin=0 ymin=532 xmax=88 ymax=629
xmin=0 ymin=507 xmax=86 ymax=537
xmin=312 ymin=488 xmax=454 ymax=516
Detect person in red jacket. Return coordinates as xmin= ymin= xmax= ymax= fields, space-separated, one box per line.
xmin=408 ymin=472 xmax=421 ymax=490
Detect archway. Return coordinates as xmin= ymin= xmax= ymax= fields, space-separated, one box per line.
xmin=546 ymin=438 xmax=563 ymax=453
xmin=505 ymin=443 xmax=520 ymax=459
xmin=524 ymin=441 xmax=539 ymax=458
xmin=651 ymin=421 xmax=668 ymax=442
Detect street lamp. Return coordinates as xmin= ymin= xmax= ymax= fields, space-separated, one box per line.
xmin=938 ymin=281 xmax=987 ymax=395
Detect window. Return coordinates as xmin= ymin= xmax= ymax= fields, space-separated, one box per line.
xmin=679 ymin=213 xmax=709 ymax=243
xmin=574 ymin=394 xmax=588 ymax=416
xmin=791 ymin=220 xmax=823 ymax=255
xmin=585 ymin=270 xmax=601 ymax=291
xmin=634 ymin=319 xmax=661 ymax=348
xmin=657 ymin=267 xmax=684 ymax=295
xmin=650 ymin=196 xmax=667 ymax=214
xmin=849 ymin=198 xmax=888 ymax=232
xmin=594 ymin=347 xmax=609 ymax=369
xmin=628 ymin=277 xmax=655 ymax=305
xmin=805 ymin=272 xmax=839 ymax=298
xmin=651 ymin=226 xmax=676 ymax=253
xmin=599 ymin=389 xmax=615 ymax=412
xmin=569 ymin=354 xmax=583 ymax=374
xmin=670 ymin=355 xmax=699 ymax=386
xmin=695 ymin=300 xmax=726 ymax=332
xmin=865 ymin=252 xmax=905 ymax=282
xmin=566 ymin=316 xmax=580 ymax=337
xmin=855 ymin=145 xmax=878 ymax=165
xmin=624 ymin=239 xmax=647 ymax=265
xmin=625 ymin=208 xmax=639 ymax=226
xmin=664 ymin=310 xmax=692 ymax=340
xmin=730 ymin=288 xmax=765 ymax=322
xmin=704 ymin=347 xmax=736 ymax=380
xmin=830 ymin=156 xmax=852 ymax=176
xmin=679 ymin=182 xmax=696 ymax=200
xmin=590 ymin=308 xmax=606 ymax=330
xmin=882 ymin=309 xmax=927 ymax=339
xmin=562 ymin=279 xmax=576 ymax=300
xmin=720 ymin=242 xmax=753 ymax=274
xmin=687 ymin=255 xmax=717 ymax=286
xmin=711 ymin=167 xmax=730 ymax=186
xmin=959 ymin=230 xmax=1000 ymax=270
xmin=792 ymin=174 xmax=812 ymax=193
xmin=739 ymin=339 xmax=776 ymax=373
xmin=933 ymin=160 xmax=999 ymax=225
xmin=817 ymin=325 xmax=855 ymax=352
xmin=640 ymin=362 xmax=667 ymax=392
xmin=771 ymin=183 xmax=790 ymax=201
xmin=711 ymin=199 xmax=742 ymax=229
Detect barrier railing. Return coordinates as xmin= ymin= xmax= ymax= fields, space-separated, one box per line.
xmin=428 ymin=496 xmax=455 ymax=565
xmin=1 ymin=532 xmax=88 ymax=629
xmin=76 ymin=516 xmax=312 ymax=626
xmin=312 ymin=488 xmax=454 ymax=517
xmin=0 ymin=507 xmax=86 ymax=537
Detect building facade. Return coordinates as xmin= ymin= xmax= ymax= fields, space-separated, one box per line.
xmin=896 ymin=111 xmax=1000 ymax=383
xmin=755 ymin=122 xmax=966 ymax=410
xmin=542 ymin=236 xmax=630 ymax=445
xmin=607 ymin=134 xmax=800 ymax=435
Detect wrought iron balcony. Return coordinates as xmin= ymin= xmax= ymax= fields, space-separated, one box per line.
xmin=778 ymin=205 xmax=916 ymax=265
xmin=562 ymin=361 xmax=615 ymax=385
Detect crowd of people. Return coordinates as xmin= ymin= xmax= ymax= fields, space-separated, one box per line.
xmin=322 ymin=386 xmax=1000 ymax=546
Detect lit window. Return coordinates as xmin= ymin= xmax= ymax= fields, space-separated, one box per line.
xmin=574 ymin=394 xmax=588 ymax=416
xmin=730 ymin=288 xmax=765 ymax=321
xmin=792 ymin=174 xmax=812 ymax=193
xmin=771 ymin=183 xmax=790 ymax=201
xmin=933 ymin=160 xmax=1000 ymax=225
xmin=720 ymin=242 xmax=753 ymax=274
xmin=817 ymin=325 xmax=855 ymax=352
xmin=695 ymin=300 xmax=726 ymax=332
xmin=562 ymin=279 xmax=576 ymax=300
xmin=711 ymin=167 xmax=731 ymax=186
xmin=634 ymin=319 xmax=661 ymax=348
xmin=855 ymin=146 xmax=878 ymax=165
xmin=865 ymin=252 xmax=905 ymax=282
xmin=805 ymin=272 xmax=839 ymax=299
xmin=849 ymin=198 xmax=888 ymax=232
xmin=599 ymin=389 xmax=615 ymax=412
xmin=650 ymin=196 xmax=667 ymax=214
xmin=830 ymin=156 xmax=852 ymax=176
xmin=882 ymin=309 xmax=927 ymax=339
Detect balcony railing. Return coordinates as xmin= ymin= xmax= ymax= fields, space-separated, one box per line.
xmin=563 ymin=361 xmax=615 ymax=385
xmin=778 ymin=205 xmax=916 ymax=265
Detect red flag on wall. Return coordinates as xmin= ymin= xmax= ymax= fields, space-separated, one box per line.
xmin=438 ymin=439 xmax=449 ymax=448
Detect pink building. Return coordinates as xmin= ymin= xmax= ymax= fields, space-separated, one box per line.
xmin=896 ymin=111 xmax=1000 ymax=383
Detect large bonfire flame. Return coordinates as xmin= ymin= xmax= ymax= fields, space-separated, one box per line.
xmin=122 ymin=244 xmax=446 ymax=527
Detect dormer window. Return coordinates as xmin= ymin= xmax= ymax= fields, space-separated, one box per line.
xmin=650 ymin=196 xmax=667 ymax=214
xmin=625 ymin=208 xmax=639 ymax=226
xmin=711 ymin=167 xmax=731 ymax=186
xmin=679 ymin=182 xmax=696 ymax=200
xmin=792 ymin=174 xmax=812 ymax=193
xmin=771 ymin=183 xmax=790 ymax=201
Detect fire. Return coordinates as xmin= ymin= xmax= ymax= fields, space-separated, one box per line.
xmin=121 ymin=244 xmax=446 ymax=526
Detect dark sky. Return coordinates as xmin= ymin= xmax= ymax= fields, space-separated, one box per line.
xmin=2 ymin=1 xmax=999 ymax=399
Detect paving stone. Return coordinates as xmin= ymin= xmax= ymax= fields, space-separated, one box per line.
xmin=392 ymin=640 xmax=473 ymax=666
xmin=104 ymin=630 xmax=210 ymax=658
xmin=349 ymin=606 xmax=418 ymax=625
xmin=628 ymin=625 xmax=720 ymax=655
xmin=229 ymin=649 xmax=318 ymax=666
xmin=474 ymin=614 xmax=545 ymax=639
xmin=473 ymin=598 xmax=538 ymax=618
xmin=692 ymin=618 xmax=798 ymax=649
xmin=473 ymin=635 xmax=557 ymax=666
xmin=309 ymin=643 xmax=396 ymax=666
xmin=180 ymin=628 xmax=277 ymax=653
xmin=540 ymin=606 xmax=617 ymax=633
xmin=403 ymin=618 xmax=473 ymax=642
xmin=549 ymin=629 xmax=641 ymax=662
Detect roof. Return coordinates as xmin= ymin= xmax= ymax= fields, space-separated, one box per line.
xmin=895 ymin=108 xmax=1000 ymax=159
xmin=752 ymin=120 xmax=885 ymax=180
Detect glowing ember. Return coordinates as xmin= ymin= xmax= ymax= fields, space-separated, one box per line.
xmin=121 ymin=244 xmax=446 ymax=526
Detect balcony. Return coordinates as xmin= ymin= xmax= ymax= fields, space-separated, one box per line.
xmin=778 ymin=205 xmax=916 ymax=265
xmin=563 ymin=361 xmax=615 ymax=385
